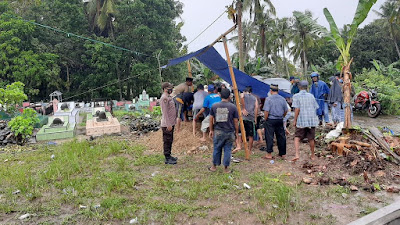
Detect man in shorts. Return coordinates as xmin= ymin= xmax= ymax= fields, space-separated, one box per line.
xmin=238 ymin=86 xmax=258 ymax=153
xmin=194 ymin=84 xmax=221 ymax=142
xmin=192 ymin=84 xmax=208 ymax=136
xmin=292 ymin=80 xmax=319 ymax=161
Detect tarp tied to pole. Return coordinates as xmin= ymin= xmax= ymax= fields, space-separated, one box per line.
xmin=162 ymin=46 xmax=292 ymax=99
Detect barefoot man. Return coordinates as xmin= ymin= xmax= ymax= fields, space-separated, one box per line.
xmin=194 ymin=84 xmax=221 ymax=142
xmin=292 ymin=80 xmax=319 ymax=161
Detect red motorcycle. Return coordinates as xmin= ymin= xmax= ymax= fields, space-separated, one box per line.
xmin=353 ymin=89 xmax=381 ymax=118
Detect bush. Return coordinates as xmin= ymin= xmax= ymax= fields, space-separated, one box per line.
xmin=354 ymin=68 xmax=400 ymax=115
xmin=8 ymin=108 xmax=39 ymax=143
xmin=0 ymin=82 xmax=27 ymax=114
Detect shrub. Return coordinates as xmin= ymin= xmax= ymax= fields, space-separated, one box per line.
xmin=0 ymin=82 xmax=27 ymax=114
xmin=354 ymin=68 xmax=400 ymax=115
xmin=8 ymin=108 xmax=39 ymax=143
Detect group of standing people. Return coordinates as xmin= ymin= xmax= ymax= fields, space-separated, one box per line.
xmin=159 ymin=71 xmax=351 ymax=169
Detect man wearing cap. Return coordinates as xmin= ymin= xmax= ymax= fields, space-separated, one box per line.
xmin=194 ymin=84 xmax=221 ymax=142
xmin=262 ymin=84 xmax=288 ymax=159
xmin=160 ymin=82 xmax=179 ymax=165
xmin=310 ymin=72 xmax=330 ymax=125
xmin=292 ymin=80 xmax=319 ymax=161
xmin=172 ymin=77 xmax=194 ymax=132
xmin=208 ymin=88 xmax=239 ymax=173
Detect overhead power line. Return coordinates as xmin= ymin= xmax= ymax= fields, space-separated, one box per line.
xmin=3 ymin=13 xmax=153 ymax=58
xmin=186 ymin=10 xmax=227 ymax=46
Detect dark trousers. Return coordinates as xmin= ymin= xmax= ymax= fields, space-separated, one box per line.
xmin=162 ymin=126 xmax=174 ymax=158
xmin=265 ymin=119 xmax=286 ymax=156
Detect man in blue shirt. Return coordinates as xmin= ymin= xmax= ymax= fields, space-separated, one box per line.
xmin=262 ymin=84 xmax=288 ymax=159
xmin=310 ymin=72 xmax=330 ymax=125
xmin=194 ymin=84 xmax=221 ymax=142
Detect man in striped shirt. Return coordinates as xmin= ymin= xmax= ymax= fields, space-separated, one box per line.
xmin=292 ymin=80 xmax=319 ymax=161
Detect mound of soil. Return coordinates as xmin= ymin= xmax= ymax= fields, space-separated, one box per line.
xmin=137 ymin=121 xmax=213 ymax=155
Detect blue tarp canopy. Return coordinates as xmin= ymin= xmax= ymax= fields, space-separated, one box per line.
xmin=162 ymin=46 xmax=291 ymax=98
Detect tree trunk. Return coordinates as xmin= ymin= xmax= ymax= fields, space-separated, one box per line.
xmin=66 ymin=65 xmax=70 ymax=92
xmin=343 ymin=60 xmax=353 ymax=128
xmin=237 ymin=1 xmax=245 ymax=71
xmin=390 ymin=25 xmax=400 ymax=60
xmin=302 ymin=49 xmax=307 ymax=78
xmin=115 ymin=61 xmax=122 ymax=101
xmin=282 ymin=42 xmax=289 ymax=78
xmin=261 ymin=26 xmax=265 ymax=57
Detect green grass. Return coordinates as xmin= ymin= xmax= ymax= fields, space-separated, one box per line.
xmin=0 ymin=138 xmax=379 ymax=224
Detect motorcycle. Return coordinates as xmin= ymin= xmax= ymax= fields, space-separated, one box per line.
xmin=353 ymin=89 xmax=381 ymax=118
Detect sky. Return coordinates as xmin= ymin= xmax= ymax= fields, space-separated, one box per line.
xmin=179 ymin=0 xmax=385 ymax=57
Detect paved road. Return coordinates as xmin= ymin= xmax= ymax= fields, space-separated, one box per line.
xmin=353 ymin=114 xmax=400 ymax=134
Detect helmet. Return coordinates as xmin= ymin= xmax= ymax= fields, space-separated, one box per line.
xmin=310 ymin=72 xmax=319 ymax=78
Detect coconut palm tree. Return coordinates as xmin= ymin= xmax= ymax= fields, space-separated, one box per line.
xmin=276 ymin=17 xmax=291 ymax=77
xmin=374 ymin=0 xmax=400 ymax=60
xmin=290 ymin=10 xmax=319 ymax=77
xmin=234 ymin=0 xmax=275 ymax=71
xmin=252 ymin=4 xmax=275 ymax=58
xmin=86 ymin=0 xmax=116 ymax=38
xmin=230 ymin=20 xmax=257 ymax=71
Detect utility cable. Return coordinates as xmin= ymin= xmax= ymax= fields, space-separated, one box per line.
xmin=186 ymin=10 xmax=227 ymax=46
xmin=62 ymin=68 xmax=159 ymax=101
xmin=3 ymin=13 xmax=153 ymax=58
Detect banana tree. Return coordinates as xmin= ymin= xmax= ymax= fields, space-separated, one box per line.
xmin=323 ymin=0 xmax=377 ymax=128
xmin=298 ymin=0 xmax=378 ymax=127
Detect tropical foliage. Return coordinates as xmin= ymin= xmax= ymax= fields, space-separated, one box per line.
xmin=0 ymin=82 xmax=27 ymax=114
xmin=354 ymin=67 xmax=400 ymax=115
xmin=0 ymin=0 xmax=185 ymax=102
xmin=8 ymin=108 xmax=39 ymax=142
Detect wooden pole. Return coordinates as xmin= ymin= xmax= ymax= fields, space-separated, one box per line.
xmin=187 ymin=61 xmax=193 ymax=78
xmin=209 ymin=25 xmax=237 ymax=48
xmin=187 ymin=60 xmax=194 ymax=92
xmin=222 ymin=36 xmax=250 ymax=160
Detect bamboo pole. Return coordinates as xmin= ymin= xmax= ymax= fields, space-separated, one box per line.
xmin=222 ymin=36 xmax=250 ymax=160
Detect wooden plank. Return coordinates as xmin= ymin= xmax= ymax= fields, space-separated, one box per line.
xmin=369 ymin=127 xmax=400 ymax=164
xmin=349 ymin=140 xmax=372 ymax=147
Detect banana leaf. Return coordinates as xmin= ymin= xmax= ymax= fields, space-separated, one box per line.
xmin=323 ymin=8 xmax=345 ymax=53
xmin=348 ymin=0 xmax=378 ymax=46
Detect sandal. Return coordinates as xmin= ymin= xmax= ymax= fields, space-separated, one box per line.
xmin=224 ymin=169 xmax=233 ymax=174
xmin=208 ymin=166 xmax=216 ymax=172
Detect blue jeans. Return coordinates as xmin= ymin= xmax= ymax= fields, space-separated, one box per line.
xmin=318 ymin=102 xmax=330 ymax=123
xmin=213 ymin=130 xmax=235 ymax=167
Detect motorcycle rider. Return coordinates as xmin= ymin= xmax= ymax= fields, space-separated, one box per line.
xmin=309 ymin=72 xmax=330 ymax=126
